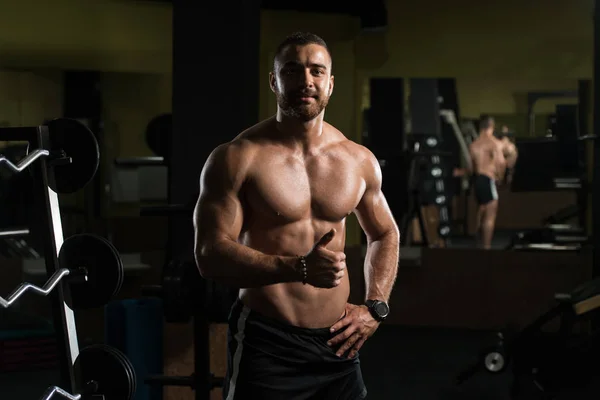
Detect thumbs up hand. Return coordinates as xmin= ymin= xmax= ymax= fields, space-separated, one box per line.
xmin=302 ymin=229 xmax=347 ymax=288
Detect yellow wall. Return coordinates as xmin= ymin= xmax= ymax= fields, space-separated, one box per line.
xmin=0 ymin=69 xmax=63 ymax=131
xmin=0 ymin=0 xmax=173 ymax=158
xmin=457 ymin=77 xmax=580 ymax=135
xmin=355 ymin=0 xmax=591 ymax=133
xmin=457 ymin=78 xmax=580 ymax=117
xmin=372 ymin=0 xmax=592 ymax=79
xmin=101 ymin=72 xmax=172 ymax=158
xmin=0 ymin=0 xmax=171 ymax=74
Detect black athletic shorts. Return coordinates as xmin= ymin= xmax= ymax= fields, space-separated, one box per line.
xmin=223 ymin=298 xmax=368 ymax=400
xmin=473 ymin=174 xmax=498 ymax=205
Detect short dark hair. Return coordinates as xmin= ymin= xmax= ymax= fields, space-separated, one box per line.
xmin=479 ymin=114 xmax=495 ymax=130
xmin=273 ymin=32 xmax=332 ymax=71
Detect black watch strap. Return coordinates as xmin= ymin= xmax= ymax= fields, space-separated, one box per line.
xmin=365 ymin=299 xmax=389 ymax=322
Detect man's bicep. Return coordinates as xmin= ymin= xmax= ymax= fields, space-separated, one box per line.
xmin=354 ymin=152 xmax=399 ymax=241
xmin=193 ymin=145 xmax=246 ymax=250
xmin=195 ymin=191 xmax=243 ymax=243
xmin=355 ymin=186 xmax=397 ymax=241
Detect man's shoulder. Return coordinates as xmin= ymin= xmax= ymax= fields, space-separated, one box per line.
xmin=209 ymin=138 xmax=254 ymax=165
xmin=211 ymin=119 xmax=276 ymax=161
xmin=206 ymin=138 xmax=260 ymax=178
xmin=341 ymin=140 xmax=378 ymax=167
xmin=471 ymin=135 xmax=494 ymax=148
xmin=327 ymin=129 xmax=380 ymax=181
xmin=202 ymin=138 xmax=257 ymax=189
xmin=324 ymin=123 xmax=373 ymax=159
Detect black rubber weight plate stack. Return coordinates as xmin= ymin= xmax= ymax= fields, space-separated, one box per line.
xmin=59 ymin=233 xmax=124 ymax=309
xmin=105 ymin=345 xmax=137 ymax=400
xmin=75 ymin=344 xmax=136 ymax=400
xmin=46 ymin=118 xmax=100 ymax=194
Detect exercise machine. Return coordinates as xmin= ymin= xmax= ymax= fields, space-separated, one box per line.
xmin=506 ymin=103 xmax=595 ymax=251
xmin=440 ymin=109 xmax=475 ymax=237
xmin=400 ymin=133 xmax=454 ymax=247
xmin=456 ymin=276 xmax=600 ymax=399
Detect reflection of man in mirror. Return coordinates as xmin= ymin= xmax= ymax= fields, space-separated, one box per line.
xmin=499 ymin=125 xmax=518 ymax=185
xmin=469 ymin=115 xmax=505 ymax=249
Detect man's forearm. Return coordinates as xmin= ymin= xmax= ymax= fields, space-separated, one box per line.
xmin=196 ymin=239 xmax=300 ymax=288
xmin=363 ymin=230 xmax=400 ymax=302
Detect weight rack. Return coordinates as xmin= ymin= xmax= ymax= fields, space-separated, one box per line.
xmin=0 ymin=125 xmax=79 ymax=394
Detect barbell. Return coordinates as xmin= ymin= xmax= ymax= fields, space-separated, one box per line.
xmin=0 ymin=233 xmax=124 ymax=310
xmin=0 ymin=118 xmax=100 ymax=194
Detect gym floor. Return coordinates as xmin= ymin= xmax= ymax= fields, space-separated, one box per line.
xmin=2 ymin=324 xmax=598 ymax=399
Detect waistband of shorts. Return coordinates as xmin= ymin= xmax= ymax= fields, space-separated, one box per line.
xmin=474 ymin=173 xmax=493 ymax=181
xmin=234 ymin=298 xmax=336 ymax=338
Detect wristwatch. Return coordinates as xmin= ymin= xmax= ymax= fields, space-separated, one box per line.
xmin=365 ymin=299 xmax=390 ymax=322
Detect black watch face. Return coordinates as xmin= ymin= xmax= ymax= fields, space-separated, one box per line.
xmin=374 ymin=302 xmax=389 ymax=318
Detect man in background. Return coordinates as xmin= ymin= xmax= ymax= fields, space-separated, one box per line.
xmin=469 ymin=115 xmax=507 ymax=249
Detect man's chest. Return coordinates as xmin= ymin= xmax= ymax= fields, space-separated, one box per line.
xmin=243 ymin=154 xmax=365 ymax=222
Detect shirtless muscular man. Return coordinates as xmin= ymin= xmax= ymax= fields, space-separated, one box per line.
xmin=193 ymin=32 xmax=400 ymax=399
xmin=469 ymin=115 xmax=517 ymax=249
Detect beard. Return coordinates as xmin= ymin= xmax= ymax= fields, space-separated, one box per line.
xmin=275 ymin=90 xmax=329 ymax=122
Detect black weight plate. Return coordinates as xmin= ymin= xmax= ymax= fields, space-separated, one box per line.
xmin=90 ymin=345 xmax=135 ymax=400
xmin=74 ymin=344 xmax=135 ymax=400
xmin=145 ymin=113 xmax=171 ymax=159
xmin=46 ymin=118 xmax=99 ymax=194
xmin=103 ymin=345 xmax=137 ymax=400
xmin=59 ymin=234 xmax=124 ymax=309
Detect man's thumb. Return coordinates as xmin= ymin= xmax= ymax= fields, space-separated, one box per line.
xmin=316 ymin=229 xmax=336 ymax=247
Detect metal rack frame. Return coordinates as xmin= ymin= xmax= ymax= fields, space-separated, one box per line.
xmin=0 ymin=125 xmax=79 ymax=393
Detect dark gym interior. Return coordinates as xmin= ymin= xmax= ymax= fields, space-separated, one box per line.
xmin=1 ymin=1 xmax=600 ymax=399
